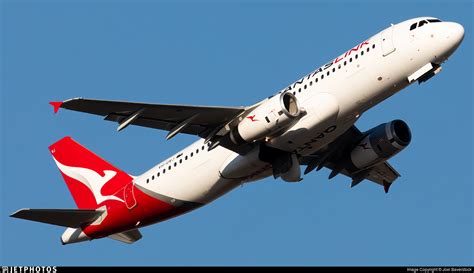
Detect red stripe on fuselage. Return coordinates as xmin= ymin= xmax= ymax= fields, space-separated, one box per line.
xmin=81 ymin=185 xmax=195 ymax=239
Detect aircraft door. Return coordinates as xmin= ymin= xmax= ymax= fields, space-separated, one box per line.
xmin=380 ymin=25 xmax=396 ymax=56
xmin=124 ymin=182 xmax=137 ymax=209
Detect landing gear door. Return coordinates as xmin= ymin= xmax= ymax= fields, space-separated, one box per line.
xmin=380 ymin=25 xmax=396 ymax=56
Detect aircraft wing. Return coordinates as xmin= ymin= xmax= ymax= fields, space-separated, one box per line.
xmin=54 ymin=98 xmax=245 ymax=135
xmin=51 ymin=98 xmax=262 ymax=154
xmin=299 ymin=126 xmax=401 ymax=193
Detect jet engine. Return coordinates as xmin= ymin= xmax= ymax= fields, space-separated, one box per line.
xmin=230 ymin=92 xmax=303 ymax=145
xmin=350 ymin=120 xmax=411 ymax=170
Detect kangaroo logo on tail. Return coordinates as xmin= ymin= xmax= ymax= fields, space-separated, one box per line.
xmin=53 ymin=158 xmax=125 ymax=204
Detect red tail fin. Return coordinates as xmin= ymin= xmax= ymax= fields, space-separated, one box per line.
xmin=49 ymin=137 xmax=133 ymax=209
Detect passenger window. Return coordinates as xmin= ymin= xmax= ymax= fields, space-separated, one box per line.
xmin=410 ymin=23 xmax=417 ymax=31
xmin=163 ymin=169 xmax=166 ymax=174
xmin=147 ymin=179 xmax=149 ymax=183
xmin=191 ymin=152 xmax=194 ymax=157
xmin=332 ymin=68 xmax=335 ymax=72
xmin=361 ymin=51 xmax=364 ymax=56
xmin=309 ymin=81 xmax=312 ymax=86
xmin=367 ymin=48 xmax=370 ymax=53
xmin=202 ymin=146 xmax=205 ymax=150
xmin=185 ymin=156 xmax=188 ymax=160
xmin=315 ymin=78 xmax=318 ymax=83
xmin=349 ymin=57 xmax=352 ymax=62
xmin=321 ymin=74 xmax=324 ymax=80
xmin=355 ymin=54 xmax=358 ymax=59
xmin=304 ymin=85 xmax=307 ymax=89
xmin=180 ymin=159 xmax=182 ymax=163
xmin=344 ymin=61 xmax=347 ymax=66
xmin=174 ymin=162 xmax=177 ymax=167
xmin=326 ymin=71 xmax=330 ymax=76
xmin=158 ymin=172 xmax=160 ymax=177
xmin=372 ymin=44 xmax=375 ymax=49
xmin=152 ymin=175 xmax=154 ymax=180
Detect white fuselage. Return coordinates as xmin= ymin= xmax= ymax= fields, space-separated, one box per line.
xmin=134 ymin=17 xmax=464 ymax=205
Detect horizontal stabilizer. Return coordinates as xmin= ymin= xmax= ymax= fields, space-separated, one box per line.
xmin=108 ymin=229 xmax=142 ymax=244
xmin=10 ymin=208 xmax=102 ymax=228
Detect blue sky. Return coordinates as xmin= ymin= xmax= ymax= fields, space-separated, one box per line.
xmin=1 ymin=0 xmax=472 ymax=266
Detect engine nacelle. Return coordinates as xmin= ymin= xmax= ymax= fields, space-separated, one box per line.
xmin=350 ymin=120 xmax=411 ymax=169
xmin=230 ymin=92 xmax=303 ymax=144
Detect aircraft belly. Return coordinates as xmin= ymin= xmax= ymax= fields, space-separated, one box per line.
xmin=219 ymin=147 xmax=273 ymax=183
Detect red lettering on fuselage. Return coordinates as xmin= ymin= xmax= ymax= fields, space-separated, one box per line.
xmin=359 ymin=40 xmax=369 ymax=49
xmin=340 ymin=40 xmax=369 ymax=61
xmin=334 ymin=55 xmax=344 ymax=63
xmin=283 ymin=40 xmax=370 ymax=91
xmin=347 ymin=44 xmax=360 ymax=56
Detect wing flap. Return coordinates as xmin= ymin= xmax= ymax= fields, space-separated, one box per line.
xmin=365 ymin=162 xmax=400 ymax=185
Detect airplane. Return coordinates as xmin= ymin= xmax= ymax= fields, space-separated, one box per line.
xmin=11 ymin=17 xmax=464 ymax=245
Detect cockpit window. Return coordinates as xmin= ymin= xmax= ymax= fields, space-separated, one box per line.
xmin=418 ymin=20 xmax=428 ymax=27
xmin=409 ymin=19 xmax=441 ymax=31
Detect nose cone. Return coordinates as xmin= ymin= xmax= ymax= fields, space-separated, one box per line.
xmin=448 ymin=22 xmax=465 ymax=48
xmin=443 ymin=22 xmax=464 ymax=54
xmin=435 ymin=22 xmax=464 ymax=62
